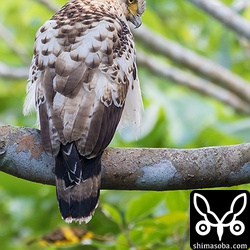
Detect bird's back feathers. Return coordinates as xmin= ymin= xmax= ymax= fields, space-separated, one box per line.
xmin=24 ymin=0 xmax=145 ymax=223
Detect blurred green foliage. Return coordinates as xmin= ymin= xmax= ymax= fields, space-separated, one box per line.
xmin=1 ymin=0 xmax=250 ymax=249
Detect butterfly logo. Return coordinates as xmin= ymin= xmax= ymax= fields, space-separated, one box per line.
xmin=193 ymin=193 xmax=247 ymax=241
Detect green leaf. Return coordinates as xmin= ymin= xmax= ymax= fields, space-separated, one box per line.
xmin=165 ymin=191 xmax=190 ymax=212
xmin=101 ymin=203 xmax=123 ymax=226
xmin=155 ymin=211 xmax=188 ymax=224
xmin=115 ymin=233 xmax=130 ymax=250
xmin=125 ymin=192 xmax=164 ymax=224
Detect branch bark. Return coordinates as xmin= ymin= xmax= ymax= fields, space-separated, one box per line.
xmin=1 ymin=125 xmax=250 ymax=191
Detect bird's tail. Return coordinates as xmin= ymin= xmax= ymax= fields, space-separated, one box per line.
xmin=55 ymin=143 xmax=102 ymax=224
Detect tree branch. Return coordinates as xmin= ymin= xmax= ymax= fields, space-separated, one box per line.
xmin=0 ymin=62 xmax=29 ymax=78
xmin=133 ymin=26 xmax=250 ymax=104
xmin=137 ymin=50 xmax=250 ymax=115
xmin=188 ymin=0 xmax=250 ymax=40
xmin=36 ymin=0 xmax=58 ymax=13
xmin=0 ymin=22 xmax=30 ymax=64
xmin=1 ymin=125 xmax=250 ymax=190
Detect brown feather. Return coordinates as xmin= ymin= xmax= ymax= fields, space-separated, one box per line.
xmin=25 ymin=0 xmax=145 ymax=223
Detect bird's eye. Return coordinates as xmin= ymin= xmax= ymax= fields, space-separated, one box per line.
xmin=128 ymin=0 xmax=135 ymax=4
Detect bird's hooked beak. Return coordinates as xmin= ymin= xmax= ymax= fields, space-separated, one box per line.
xmin=130 ymin=14 xmax=142 ymax=28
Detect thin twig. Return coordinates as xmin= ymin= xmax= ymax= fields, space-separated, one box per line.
xmin=188 ymin=0 xmax=250 ymax=40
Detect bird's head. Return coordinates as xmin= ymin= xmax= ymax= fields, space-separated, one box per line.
xmin=125 ymin=0 xmax=146 ymax=28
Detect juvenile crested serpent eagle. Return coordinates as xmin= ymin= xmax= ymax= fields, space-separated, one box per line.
xmin=24 ymin=0 xmax=145 ymax=223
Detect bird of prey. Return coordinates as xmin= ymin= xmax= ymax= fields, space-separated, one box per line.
xmin=24 ymin=0 xmax=145 ymax=223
